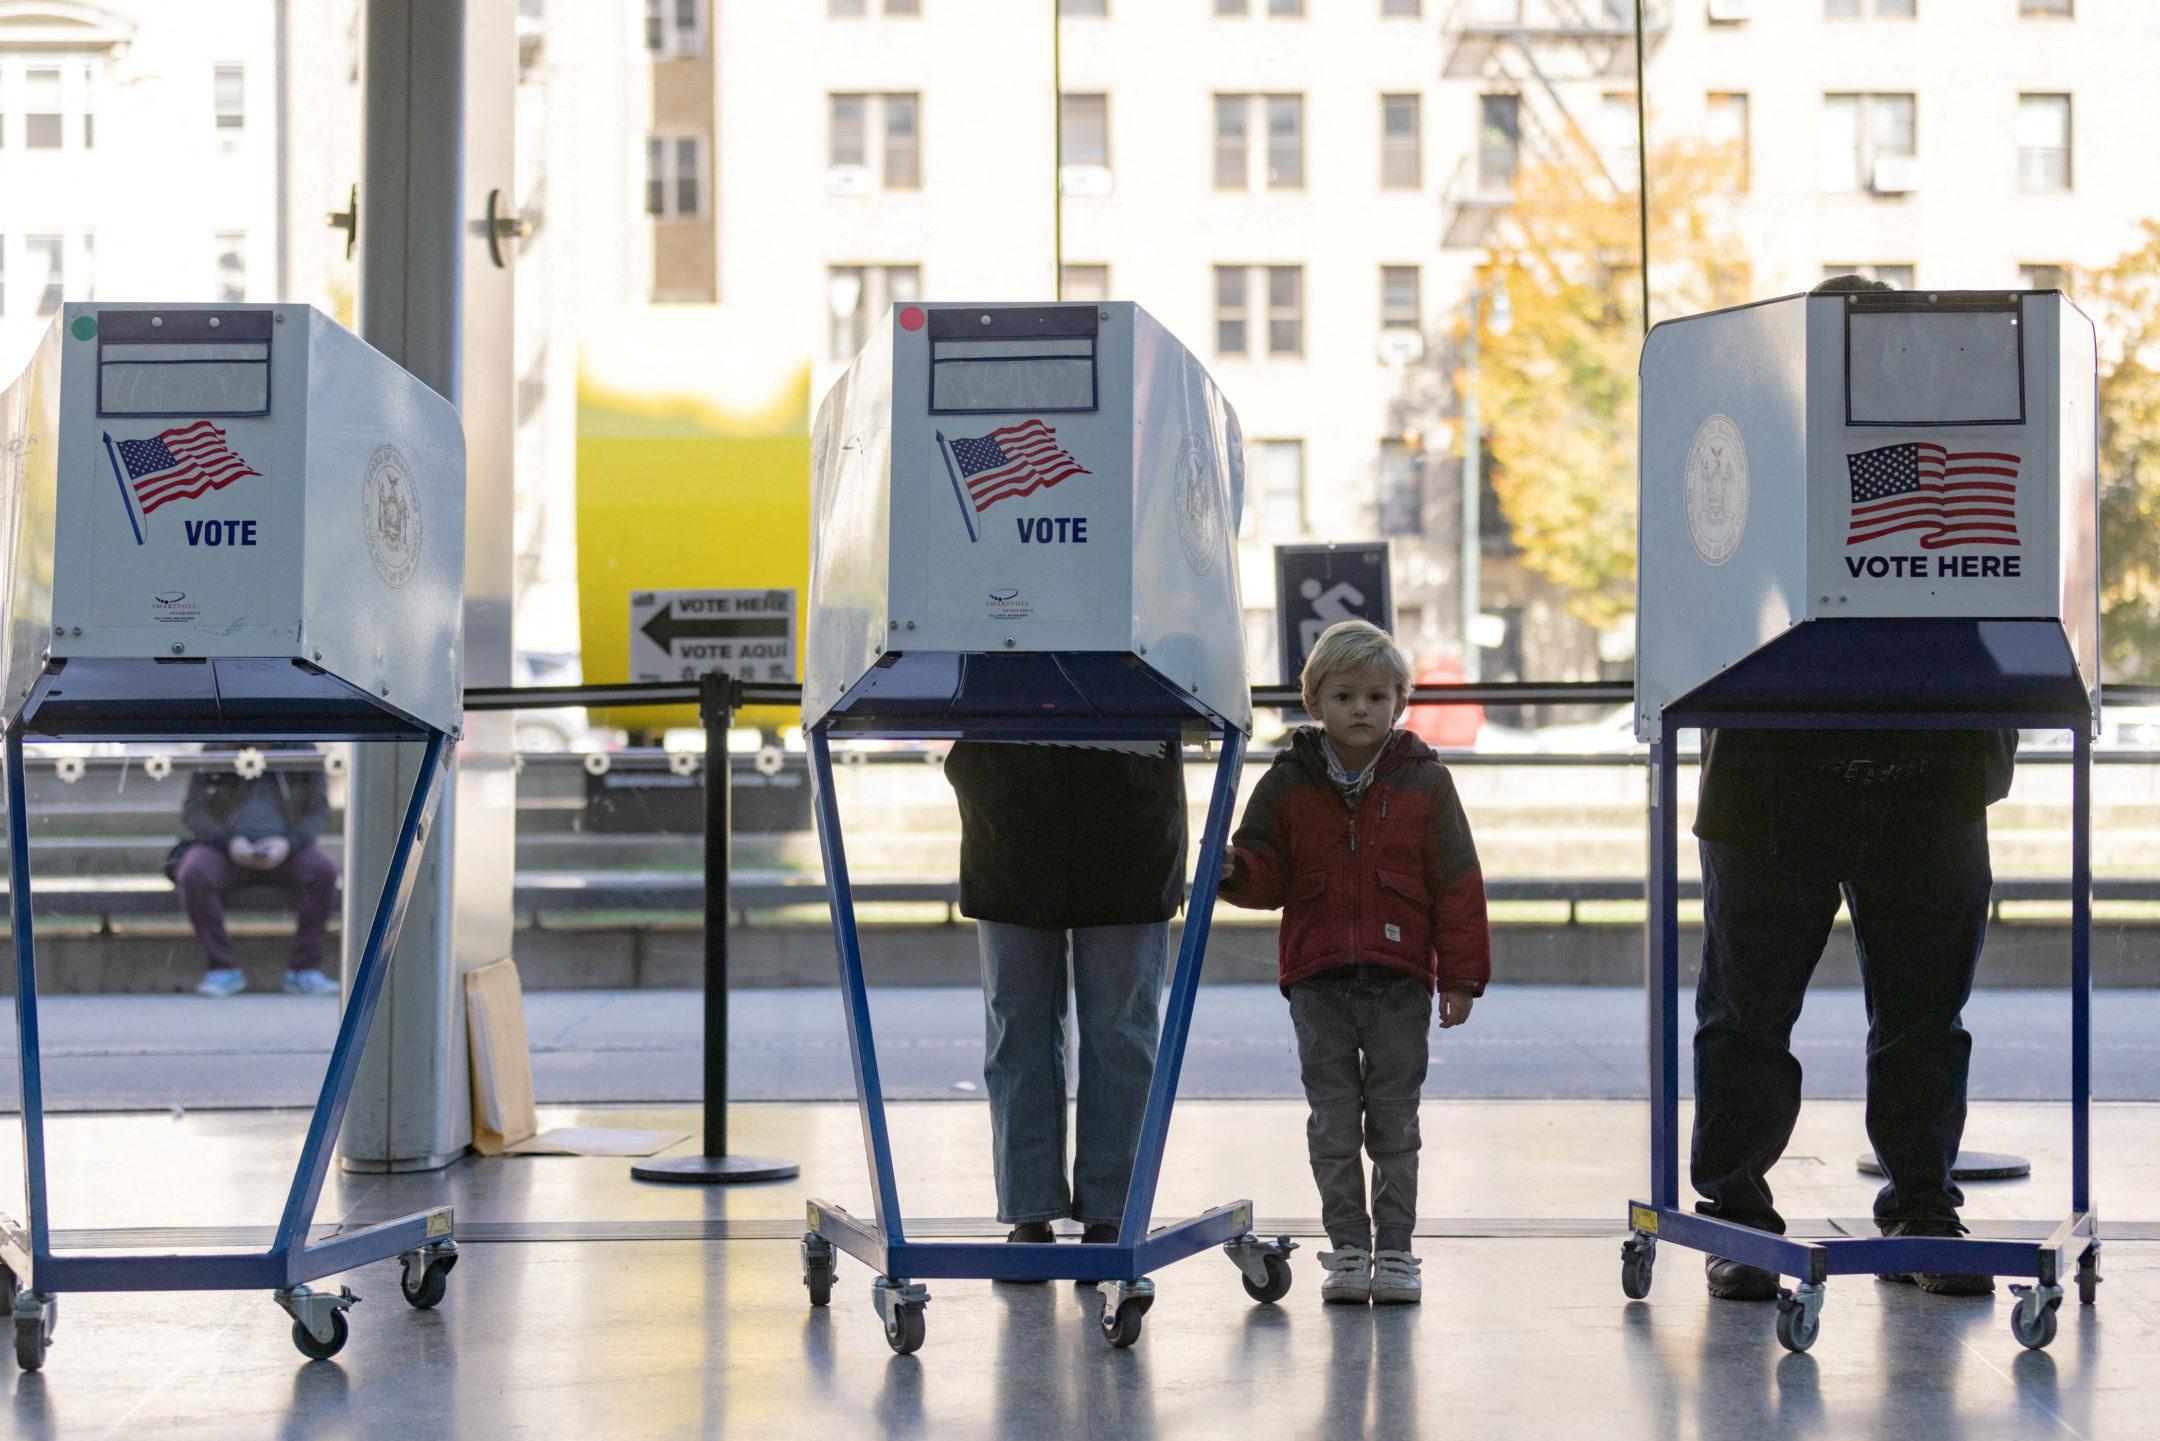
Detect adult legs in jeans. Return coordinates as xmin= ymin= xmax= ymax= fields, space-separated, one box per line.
xmin=176 ymin=842 xmax=341 ymax=974
xmin=1848 ymin=820 xmax=1991 ymax=1227
xmin=1691 ymin=838 xmax=1844 ymax=1234
xmin=1068 ymin=922 xmax=1168 ymax=1227
xmin=978 ymin=921 xmax=1073 ymax=1224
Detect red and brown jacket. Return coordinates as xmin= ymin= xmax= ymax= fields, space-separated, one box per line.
xmin=1219 ymin=727 xmax=1491 ymax=997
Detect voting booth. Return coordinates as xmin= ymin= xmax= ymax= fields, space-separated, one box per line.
xmin=0 ymin=303 xmax=464 ymax=1367
xmin=797 ymin=300 xmax=1292 ymax=1353
xmin=1623 ymin=287 xmax=2101 ymax=1353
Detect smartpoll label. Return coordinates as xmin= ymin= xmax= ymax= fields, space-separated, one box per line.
xmin=628 ymin=588 xmax=797 ymax=684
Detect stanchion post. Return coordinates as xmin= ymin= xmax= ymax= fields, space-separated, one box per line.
xmin=631 ymin=669 xmax=798 ymax=1184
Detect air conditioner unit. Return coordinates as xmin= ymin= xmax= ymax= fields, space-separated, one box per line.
xmin=1059 ymin=165 xmax=1114 ymax=198
xmin=1870 ymin=154 xmax=1920 ymax=194
xmin=1707 ymin=0 xmax=1751 ymax=21
xmin=1375 ymin=329 xmax=1426 ymax=366
xmin=826 ymin=165 xmax=873 ymax=197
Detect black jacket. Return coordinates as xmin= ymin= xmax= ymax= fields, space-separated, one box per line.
xmin=1694 ymin=727 xmax=2016 ymax=847
xmin=181 ymin=771 xmax=332 ymax=850
xmin=943 ymin=740 xmax=1187 ymax=929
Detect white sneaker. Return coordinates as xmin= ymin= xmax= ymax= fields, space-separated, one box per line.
xmin=1319 ymin=1246 xmax=1372 ymax=1305
xmin=282 ymin=968 xmax=341 ymax=996
xmin=195 ymin=967 xmax=246 ymax=998
xmin=1370 ymin=1250 xmax=1423 ymax=1305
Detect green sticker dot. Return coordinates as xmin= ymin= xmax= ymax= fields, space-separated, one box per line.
xmin=69 ymin=316 xmax=97 ymax=341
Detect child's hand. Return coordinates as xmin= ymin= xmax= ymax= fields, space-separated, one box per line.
xmin=1219 ymin=852 xmax=1238 ymax=886
xmin=1437 ymin=989 xmax=1476 ymax=1029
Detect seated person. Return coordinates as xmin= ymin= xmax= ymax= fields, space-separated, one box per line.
xmin=171 ymin=749 xmax=340 ymax=997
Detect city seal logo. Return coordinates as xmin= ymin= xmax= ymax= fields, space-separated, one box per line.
xmin=1683 ymin=414 xmax=1748 ymax=566
xmin=1176 ymin=433 xmax=1223 ymax=576
xmin=361 ymin=444 xmax=422 ymax=588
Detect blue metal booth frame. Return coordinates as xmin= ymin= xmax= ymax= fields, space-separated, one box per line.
xmin=2 ymin=661 xmax=461 ymax=1370
xmin=796 ymin=652 xmax=1297 ymax=1353
xmin=1620 ymin=618 xmax=2102 ymax=1355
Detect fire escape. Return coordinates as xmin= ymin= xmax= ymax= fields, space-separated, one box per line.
xmin=1439 ymin=0 xmax=1672 ymax=249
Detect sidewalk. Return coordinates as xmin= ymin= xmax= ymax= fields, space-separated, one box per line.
xmin=3 ymin=984 xmax=2155 ymax=1111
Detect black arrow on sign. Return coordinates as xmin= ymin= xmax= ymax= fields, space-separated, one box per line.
xmin=640 ymin=603 xmax=790 ymax=652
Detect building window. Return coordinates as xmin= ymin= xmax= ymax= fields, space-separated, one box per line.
xmin=644 ymin=0 xmax=707 ymax=59
xmin=883 ymin=93 xmax=921 ymax=189
xmin=1215 ymin=0 xmax=1248 ymax=14
xmin=0 ymin=238 xmax=7 ymax=314
xmin=1827 ymin=0 xmax=1915 ymax=14
xmin=27 ymin=234 xmax=63 ymax=316
xmin=1822 ymin=262 xmax=1914 ymax=289
xmin=1380 ymin=94 xmax=1421 ymax=189
xmin=1064 ymin=0 xmax=1108 ymax=13
xmin=1379 ymin=439 xmax=1423 ymax=537
xmin=1215 ymin=265 xmax=1248 ymax=354
xmin=1059 ymin=92 xmax=1110 ymax=193
xmin=81 ymin=62 xmax=94 ymax=147
xmin=1819 ymin=92 xmax=1914 ymax=193
xmin=1251 ymin=439 xmax=1306 ymax=536
xmin=2019 ymin=0 xmax=2072 ymax=15
xmin=80 ymin=230 xmax=94 ymax=300
xmin=1380 ymin=266 xmax=1420 ymax=330
xmin=25 ymin=67 xmax=62 ymax=149
xmin=827 ymin=264 xmax=919 ymax=361
xmin=885 ymin=0 xmax=921 ymax=14
xmin=1383 ymin=0 xmax=1422 ymax=15
xmin=214 ymin=232 xmax=246 ymax=302
xmin=2019 ymin=263 xmax=2067 ymax=291
xmin=2017 ymin=94 xmax=2072 ymax=192
xmin=1267 ymin=265 xmax=1304 ymax=356
xmin=1706 ymin=92 xmax=1750 ymax=189
xmin=828 ymin=0 xmax=866 ymax=15
xmin=1061 ymin=264 xmax=1110 ymax=302
xmin=1269 ymin=0 xmax=1305 ymax=13
xmin=1265 ymin=95 xmax=1303 ymax=189
xmin=1213 ymin=95 xmax=1248 ymax=190
xmin=645 ymin=134 xmax=707 ymax=218
xmin=213 ymin=64 xmax=245 ymax=137
xmin=1478 ymin=94 xmax=1520 ymax=192
xmin=829 ymin=93 xmax=867 ymax=168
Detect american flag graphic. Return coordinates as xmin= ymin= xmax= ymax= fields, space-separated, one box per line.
xmin=112 ymin=421 xmax=260 ymax=515
xmin=945 ymin=420 xmax=1089 ymax=513
xmin=1846 ymin=442 xmax=2020 ymax=550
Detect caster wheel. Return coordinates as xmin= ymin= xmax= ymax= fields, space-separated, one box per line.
xmin=2077 ymin=1247 xmax=2101 ymax=1307
xmin=883 ymin=1304 xmax=926 ymax=1356
xmin=292 ymin=1310 xmax=350 ymax=1361
xmin=15 ymin=1316 xmax=48 ymax=1372
xmin=1101 ymin=1298 xmax=1149 ymax=1349
xmin=802 ymin=1234 xmax=836 ymax=1307
xmin=1621 ymin=1243 xmax=1655 ymax=1300
xmin=2011 ymin=1297 xmax=2060 ymax=1351
xmin=1775 ymin=1297 xmax=1819 ymax=1354
xmin=1241 ymin=1255 xmax=1292 ymax=1305
xmin=401 ymin=1259 xmax=454 ymax=1310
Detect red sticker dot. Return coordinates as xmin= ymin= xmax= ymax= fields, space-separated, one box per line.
xmin=899 ymin=306 xmax=926 ymax=331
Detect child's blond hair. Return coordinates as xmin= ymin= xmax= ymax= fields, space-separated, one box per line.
xmin=1300 ymin=620 xmax=1411 ymax=708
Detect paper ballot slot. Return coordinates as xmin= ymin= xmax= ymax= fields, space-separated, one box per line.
xmin=1846 ymin=294 xmax=2025 ymax=427
xmin=928 ymin=305 xmax=1100 ymax=414
xmin=96 ymin=308 xmax=274 ymax=418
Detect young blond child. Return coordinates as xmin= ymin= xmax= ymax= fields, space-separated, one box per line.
xmin=1218 ymin=620 xmax=1491 ymax=1304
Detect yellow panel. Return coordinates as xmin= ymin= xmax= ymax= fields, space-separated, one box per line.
xmin=575 ymin=324 xmax=811 ymax=735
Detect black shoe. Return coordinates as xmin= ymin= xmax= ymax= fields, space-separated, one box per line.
xmin=1876 ymin=1218 xmax=1994 ymax=1296
xmin=1705 ymin=1255 xmax=1780 ymax=1301
xmin=1071 ymin=1223 xmax=1119 ymax=1284
xmin=997 ymin=1221 xmax=1056 ymax=1285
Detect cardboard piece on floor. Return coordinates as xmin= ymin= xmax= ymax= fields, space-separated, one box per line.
xmin=502 ymin=1127 xmax=691 ymax=1158
xmin=464 ymin=958 xmax=689 ymax=1159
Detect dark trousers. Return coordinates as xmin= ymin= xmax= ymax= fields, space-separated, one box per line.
xmin=1692 ymin=821 xmax=1992 ymax=1234
xmin=1287 ymin=967 xmax=1432 ymax=1253
xmin=174 ymin=842 xmax=339 ymax=973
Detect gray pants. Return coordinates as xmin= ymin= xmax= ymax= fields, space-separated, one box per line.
xmin=978 ymin=920 xmax=1168 ymax=1226
xmin=1288 ymin=968 xmax=1432 ymax=1253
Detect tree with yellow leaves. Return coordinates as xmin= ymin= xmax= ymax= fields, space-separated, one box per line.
xmin=2075 ymin=222 xmax=2160 ymax=682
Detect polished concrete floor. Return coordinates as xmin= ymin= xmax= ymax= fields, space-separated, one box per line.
xmin=2 ymin=1099 xmax=2154 ymax=1439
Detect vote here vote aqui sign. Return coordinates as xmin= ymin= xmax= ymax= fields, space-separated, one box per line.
xmin=628 ymin=588 xmax=797 ymax=684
